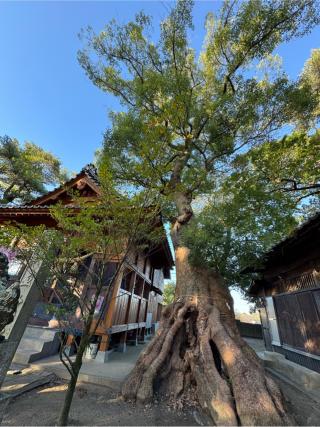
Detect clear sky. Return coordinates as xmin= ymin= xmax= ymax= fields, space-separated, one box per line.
xmin=1 ymin=0 xmax=319 ymax=312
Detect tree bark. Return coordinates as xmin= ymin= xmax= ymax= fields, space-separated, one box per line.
xmin=123 ymin=226 xmax=292 ymax=425
xmin=123 ymin=188 xmax=292 ymax=425
xmin=58 ymin=337 xmax=87 ymax=426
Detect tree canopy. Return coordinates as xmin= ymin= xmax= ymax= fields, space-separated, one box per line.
xmin=0 ymin=135 xmax=67 ymax=205
xmin=78 ymin=3 xmax=320 ymax=423
xmin=79 ymin=0 xmax=320 ymax=280
xmin=80 ymin=0 xmax=319 ymax=212
xmin=299 ymin=47 xmax=320 ymax=125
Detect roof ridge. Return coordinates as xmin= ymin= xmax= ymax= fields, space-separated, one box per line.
xmin=81 ymin=163 xmax=100 ymax=186
xmin=24 ymin=164 xmax=100 ymax=206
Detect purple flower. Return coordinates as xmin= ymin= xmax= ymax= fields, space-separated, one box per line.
xmin=0 ymin=247 xmax=17 ymax=262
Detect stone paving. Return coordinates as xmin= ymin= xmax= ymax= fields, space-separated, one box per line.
xmin=30 ymin=342 xmax=148 ymax=390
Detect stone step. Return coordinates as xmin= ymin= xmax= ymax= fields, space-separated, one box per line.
xmin=13 ymin=327 xmax=60 ymax=365
xmin=16 ymin=338 xmax=46 ymax=352
xmin=13 ymin=349 xmax=37 ymax=365
xmin=22 ymin=327 xmax=59 ymax=341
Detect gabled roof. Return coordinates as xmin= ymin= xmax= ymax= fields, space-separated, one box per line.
xmin=250 ymin=211 xmax=320 ymax=273
xmin=28 ymin=164 xmax=101 ymax=206
xmin=0 ymin=164 xmax=174 ymax=272
xmin=248 ymin=211 xmax=320 ymax=295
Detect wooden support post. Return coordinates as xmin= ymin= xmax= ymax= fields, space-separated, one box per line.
xmin=118 ymin=331 xmax=127 ymax=353
xmin=99 ymin=334 xmax=110 ymax=352
xmin=95 ymin=334 xmax=111 ymax=363
xmin=138 ymin=327 xmax=146 ymax=344
xmin=95 ymin=265 xmax=124 ymax=363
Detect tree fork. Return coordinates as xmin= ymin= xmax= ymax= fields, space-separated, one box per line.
xmin=58 ymin=337 xmax=88 ymax=426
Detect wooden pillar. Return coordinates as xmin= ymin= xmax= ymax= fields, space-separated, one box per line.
xmin=99 ymin=335 xmax=110 ymax=352
xmin=95 ymin=265 xmax=124 ymax=363
xmin=118 ymin=331 xmax=127 ymax=353
xmin=138 ymin=327 xmax=146 ymax=344
xmin=95 ymin=334 xmax=110 ymax=362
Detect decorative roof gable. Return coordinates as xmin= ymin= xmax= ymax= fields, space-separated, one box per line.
xmin=28 ymin=164 xmax=101 ymax=206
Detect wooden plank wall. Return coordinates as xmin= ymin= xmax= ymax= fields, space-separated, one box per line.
xmin=109 ymin=253 xmax=164 ymax=330
xmin=138 ymin=299 xmax=148 ymax=322
xmin=274 ymin=288 xmax=320 ymax=356
xmin=112 ymin=290 xmax=130 ymax=325
xmin=127 ymin=295 xmax=140 ymax=323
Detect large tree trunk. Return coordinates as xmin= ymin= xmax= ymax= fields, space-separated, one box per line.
xmin=122 ymin=244 xmax=292 ymax=426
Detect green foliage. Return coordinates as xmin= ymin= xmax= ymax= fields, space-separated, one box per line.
xmin=79 ymin=0 xmax=319 ymax=211
xmin=79 ymin=0 xmax=320 ymax=297
xmin=163 ymin=281 xmax=176 ymax=305
xmin=182 ymin=179 xmax=298 ymax=291
xmin=231 ymin=130 xmax=320 ymax=210
xmin=0 ymin=135 xmax=67 ymax=205
xmin=299 ymin=48 xmax=320 ymax=125
xmin=182 ymin=125 xmax=320 ymax=291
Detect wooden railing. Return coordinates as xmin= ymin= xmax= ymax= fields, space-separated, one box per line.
xmin=112 ymin=290 xmax=130 ymax=325
xmin=138 ymin=299 xmax=147 ymax=323
xmin=127 ymin=294 xmax=140 ymax=323
xmin=112 ymin=291 xmax=149 ymax=326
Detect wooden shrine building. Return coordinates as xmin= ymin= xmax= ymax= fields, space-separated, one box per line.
xmin=248 ymin=212 xmax=320 ymax=373
xmin=0 ymin=165 xmax=174 ymax=363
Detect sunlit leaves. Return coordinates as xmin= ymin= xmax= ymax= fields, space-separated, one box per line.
xmin=79 ymin=0 xmax=319 ymax=215
xmin=0 ymin=136 xmax=67 ymax=205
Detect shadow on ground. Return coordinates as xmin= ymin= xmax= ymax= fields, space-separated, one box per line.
xmin=1 ymin=381 xmax=204 ymax=426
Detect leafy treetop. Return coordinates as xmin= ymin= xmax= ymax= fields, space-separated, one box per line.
xmin=79 ymin=0 xmax=319 ymax=229
xmin=0 ymin=135 xmax=67 ymax=205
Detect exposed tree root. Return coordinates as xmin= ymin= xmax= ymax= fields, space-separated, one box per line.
xmin=123 ymin=245 xmax=293 ymax=426
xmin=123 ymin=298 xmax=293 ymax=426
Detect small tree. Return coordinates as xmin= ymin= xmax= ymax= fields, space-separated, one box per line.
xmin=0 ymin=175 xmax=162 ymax=426
xmin=0 ymin=135 xmax=67 ymax=205
xmin=79 ymin=1 xmax=320 ymax=424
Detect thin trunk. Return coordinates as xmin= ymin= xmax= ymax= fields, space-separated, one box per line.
xmin=58 ymin=337 xmax=87 ymax=426
xmin=58 ymin=258 xmax=110 ymax=426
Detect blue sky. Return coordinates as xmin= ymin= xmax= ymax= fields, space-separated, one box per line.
xmin=1 ymin=1 xmax=319 ymax=312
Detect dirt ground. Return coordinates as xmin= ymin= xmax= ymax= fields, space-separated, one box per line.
xmin=0 ymin=380 xmax=207 ymax=426
xmin=1 ymin=374 xmax=320 ymax=426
